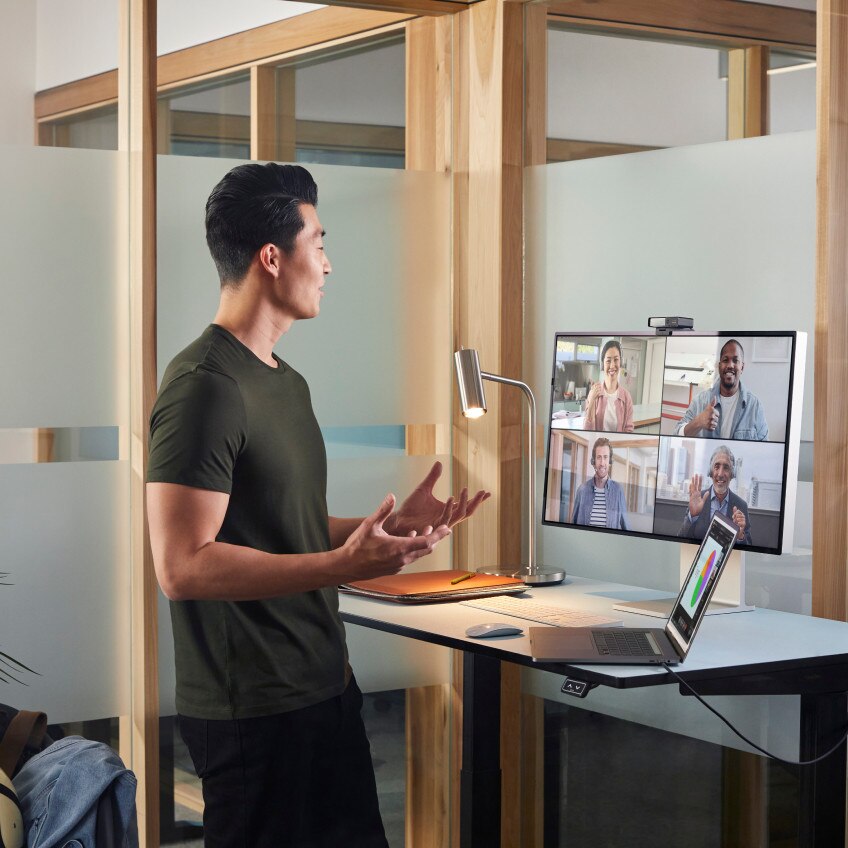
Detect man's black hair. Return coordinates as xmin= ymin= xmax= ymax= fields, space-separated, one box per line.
xmin=720 ymin=338 xmax=745 ymax=360
xmin=205 ymin=162 xmax=319 ymax=286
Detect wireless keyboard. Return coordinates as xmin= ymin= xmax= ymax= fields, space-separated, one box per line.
xmin=460 ymin=595 xmax=623 ymax=628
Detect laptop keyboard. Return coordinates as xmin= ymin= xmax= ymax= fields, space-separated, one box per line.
xmin=461 ymin=595 xmax=622 ymax=628
xmin=592 ymin=629 xmax=661 ymax=656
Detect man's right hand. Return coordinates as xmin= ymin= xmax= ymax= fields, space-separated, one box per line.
xmin=694 ymin=398 xmax=719 ymax=432
xmin=341 ymin=494 xmax=451 ymax=581
xmin=688 ymin=474 xmax=709 ymax=518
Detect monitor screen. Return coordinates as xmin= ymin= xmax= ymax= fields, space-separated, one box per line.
xmin=541 ymin=332 xmax=803 ymax=555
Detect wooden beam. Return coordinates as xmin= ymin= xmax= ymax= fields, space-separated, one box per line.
xmin=157 ymin=6 xmax=413 ymax=89
xmin=547 ymin=137 xmax=659 ymax=162
xmin=322 ymin=0 xmax=475 ymax=15
xmin=547 ymin=0 xmax=816 ymax=51
xmin=36 ymin=7 xmax=413 ymax=121
xmin=250 ymin=64 xmax=278 ymax=161
xmin=525 ymin=3 xmax=548 ymax=168
xmin=120 ymin=0 xmax=159 ymax=844
xmin=277 ymin=67 xmax=297 ymax=163
xmin=405 ymin=686 xmax=451 ymax=847
xmin=404 ymin=17 xmax=454 ymax=847
xmin=727 ymin=46 xmax=769 ymax=140
xmin=813 ymin=0 xmax=848 ymax=622
xmin=35 ymin=70 xmax=118 ymax=121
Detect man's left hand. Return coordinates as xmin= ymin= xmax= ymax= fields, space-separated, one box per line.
xmin=384 ymin=461 xmax=491 ymax=537
xmin=731 ymin=506 xmax=747 ymax=540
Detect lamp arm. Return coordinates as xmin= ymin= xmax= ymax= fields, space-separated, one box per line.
xmin=480 ymin=372 xmax=537 ymax=573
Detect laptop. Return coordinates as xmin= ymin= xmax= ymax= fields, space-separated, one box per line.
xmin=529 ymin=511 xmax=738 ymax=665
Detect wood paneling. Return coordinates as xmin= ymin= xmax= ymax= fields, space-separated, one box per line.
xmin=120 ymin=0 xmax=160 ymax=844
xmin=813 ymin=0 xmax=848 ymax=622
xmin=546 ymin=0 xmax=816 ymax=50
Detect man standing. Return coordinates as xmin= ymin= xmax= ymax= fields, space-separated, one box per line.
xmin=570 ymin=437 xmax=629 ymax=530
xmin=146 ymin=163 xmax=488 ymax=848
xmin=677 ymin=339 xmax=769 ymax=440
xmin=679 ymin=445 xmax=751 ymax=544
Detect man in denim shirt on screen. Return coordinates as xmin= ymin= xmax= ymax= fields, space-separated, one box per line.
xmin=571 ymin=438 xmax=629 ymax=530
xmin=676 ymin=339 xmax=769 ymax=441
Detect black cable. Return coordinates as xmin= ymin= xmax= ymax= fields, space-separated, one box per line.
xmin=662 ymin=663 xmax=848 ymax=767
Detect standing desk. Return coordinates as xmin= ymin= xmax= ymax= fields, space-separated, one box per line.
xmin=340 ymin=576 xmax=848 ymax=848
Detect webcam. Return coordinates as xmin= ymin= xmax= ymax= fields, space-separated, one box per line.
xmin=648 ymin=316 xmax=694 ymax=336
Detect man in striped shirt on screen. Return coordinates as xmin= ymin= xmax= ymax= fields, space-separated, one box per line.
xmin=570 ymin=437 xmax=629 ymax=531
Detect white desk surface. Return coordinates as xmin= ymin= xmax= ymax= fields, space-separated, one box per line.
xmin=339 ymin=574 xmax=848 ymax=688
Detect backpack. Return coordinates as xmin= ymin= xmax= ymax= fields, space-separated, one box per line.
xmin=0 ymin=710 xmax=49 ymax=848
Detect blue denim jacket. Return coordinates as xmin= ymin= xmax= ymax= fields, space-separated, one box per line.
xmin=14 ymin=736 xmax=138 ymax=848
xmin=571 ymin=478 xmax=629 ymax=530
xmin=676 ymin=381 xmax=769 ymax=441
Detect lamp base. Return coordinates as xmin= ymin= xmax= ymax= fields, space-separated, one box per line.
xmin=520 ymin=567 xmax=566 ymax=586
xmin=475 ymin=565 xmax=566 ymax=585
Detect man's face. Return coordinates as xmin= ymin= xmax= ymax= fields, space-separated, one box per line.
xmin=710 ymin=454 xmax=733 ymax=497
xmin=276 ymin=203 xmax=331 ymax=321
xmin=718 ymin=342 xmax=744 ymax=394
xmin=602 ymin=347 xmax=621 ymax=385
xmin=593 ymin=446 xmax=611 ymax=481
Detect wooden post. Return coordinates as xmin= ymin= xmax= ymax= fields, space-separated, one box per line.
xmin=120 ymin=0 xmax=159 ymax=844
xmin=727 ymin=46 xmax=769 ymax=140
xmin=813 ymin=0 xmax=848 ymax=622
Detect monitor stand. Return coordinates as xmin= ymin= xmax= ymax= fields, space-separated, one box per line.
xmin=612 ymin=547 xmax=754 ymax=619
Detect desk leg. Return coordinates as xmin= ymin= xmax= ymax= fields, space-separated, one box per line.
xmin=460 ymin=652 xmax=501 ymax=848
xmin=799 ymin=691 xmax=847 ymax=848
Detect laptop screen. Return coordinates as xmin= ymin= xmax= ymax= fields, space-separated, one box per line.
xmin=666 ymin=512 xmax=738 ymax=657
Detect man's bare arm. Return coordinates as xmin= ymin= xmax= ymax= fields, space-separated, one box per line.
xmin=147 ymin=482 xmax=449 ymax=602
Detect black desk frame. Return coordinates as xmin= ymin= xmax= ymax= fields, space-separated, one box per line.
xmin=341 ymin=610 xmax=848 ymax=848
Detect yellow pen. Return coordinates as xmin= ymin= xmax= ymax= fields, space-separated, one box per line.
xmin=451 ymin=571 xmax=475 ymax=585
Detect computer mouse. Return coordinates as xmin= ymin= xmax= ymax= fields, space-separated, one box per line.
xmin=465 ymin=622 xmax=524 ymax=639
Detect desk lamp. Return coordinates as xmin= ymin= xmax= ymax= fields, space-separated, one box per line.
xmin=454 ymin=348 xmax=565 ymax=586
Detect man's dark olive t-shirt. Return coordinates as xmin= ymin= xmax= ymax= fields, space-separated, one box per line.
xmin=147 ymin=324 xmax=347 ymax=719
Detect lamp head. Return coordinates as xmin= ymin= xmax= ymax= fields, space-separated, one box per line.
xmin=454 ymin=348 xmax=487 ymax=418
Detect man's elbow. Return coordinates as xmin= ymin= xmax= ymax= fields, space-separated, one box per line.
xmin=154 ymin=556 xmax=192 ymax=601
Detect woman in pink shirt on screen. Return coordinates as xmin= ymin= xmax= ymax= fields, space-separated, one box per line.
xmin=583 ymin=339 xmax=634 ymax=433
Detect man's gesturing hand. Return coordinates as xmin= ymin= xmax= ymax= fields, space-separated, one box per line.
xmin=731 ymin=506 xmax=747 ymax=540
xmin=342 ymin=494 xmax=450 ymax=580
xmin=696 ymin=398 xmax=719 ymax=432
xmin=384 ymin=461 xmax=490 ymax=538
xmin=688 ymin=473 xmax=709 ymax=518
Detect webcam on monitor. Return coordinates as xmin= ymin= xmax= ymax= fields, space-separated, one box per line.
xmin=648 ymin=316 xmax=694 ymax=335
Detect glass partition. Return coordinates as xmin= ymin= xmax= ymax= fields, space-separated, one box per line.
xmin=547 ymin=27 xmax=729 ymax=161
xmin=523 ymin=128 xmax=815 ymax=848
xmin=0 ymin=144 xmax=131 ymax=723
xmin=526 ymin=131 xmax=815 ymax=593
xmin=159 ymin=74 xmax=251 ymax=158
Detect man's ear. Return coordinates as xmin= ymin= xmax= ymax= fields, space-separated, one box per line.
xmin=257 ymin=243 xmax=283 ymax=277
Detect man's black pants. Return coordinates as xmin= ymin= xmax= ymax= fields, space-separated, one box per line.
xmin=178 ymin=677 xmax=389 ymax=848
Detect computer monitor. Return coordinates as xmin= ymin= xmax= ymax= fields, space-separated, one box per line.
xmin=541 ymin=331 xmax=806 ymax=610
